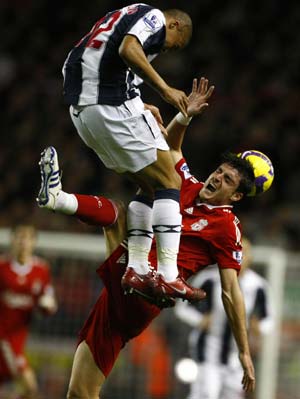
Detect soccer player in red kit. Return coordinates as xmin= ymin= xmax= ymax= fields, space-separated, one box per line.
xmin=37 ymin=78 xmax=256 ymax=398
xmin=0 ymin=225 xmax=57 ymax=399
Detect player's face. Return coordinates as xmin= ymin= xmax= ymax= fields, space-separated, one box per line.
xmin=162 ymin=24 xmax=189 ymax=52
xmin=199 ymin=163 xmax=244 ymax=205
xmin=11 ymin=226 xmax=36 ymax=263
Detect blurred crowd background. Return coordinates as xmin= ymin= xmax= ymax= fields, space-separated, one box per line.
xmin=1 ymin=0 xmax=300 ymax=250
xmin=1 ymin=1 xmax=300 ymax=398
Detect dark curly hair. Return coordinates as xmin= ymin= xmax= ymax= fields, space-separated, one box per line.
xmin=220 ymin=152 xmax=255 ymax=196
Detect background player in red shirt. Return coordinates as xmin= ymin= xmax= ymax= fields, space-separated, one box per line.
xmin=0 ymin=225 xmax=57 ymax=399
xmin=37 ymin=78 xmax=256 ymax=398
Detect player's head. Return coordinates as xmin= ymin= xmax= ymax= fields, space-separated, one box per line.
xmin=199 ymin=152 xmax=255 ymax=206
xmin=240 ymin=237 xmax=253 ymax=274
xmin=10 ymin=224 xmax=37 ymax=264
xmin=162 ymin=9 xmax=192 ymax=52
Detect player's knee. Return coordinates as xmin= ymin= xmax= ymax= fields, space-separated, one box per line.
xmin=66 ymin=385 xmax=86 ymax=399
xmin=67 ymin=381 xmax=100 ymax=399
xmin=66 ymin=387 xmax=78 ymax=398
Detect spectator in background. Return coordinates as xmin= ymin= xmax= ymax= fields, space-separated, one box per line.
xmin=0 ymin=225 xmax=57 ymax=399
xmin=174 ymin=237 xmax=274 ymax=399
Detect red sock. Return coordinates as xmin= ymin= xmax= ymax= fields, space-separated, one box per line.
xmin=74 ymin=194 xmax=118 ymax=226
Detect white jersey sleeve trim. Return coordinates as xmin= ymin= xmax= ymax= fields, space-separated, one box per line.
xmin=127 ymin=9 xmax=165 ymax=46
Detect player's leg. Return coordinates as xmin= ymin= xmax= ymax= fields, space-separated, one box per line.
xmin=0 ymin=342 xmax=38 ymax=399
xmin=68 ymin=101 xmax=203 ymax=302
xmin=17 ymin=366 xmax=38 ymax=399
xmin=68 ymin=101 xmax=183 ymax=285
xmin=67 ymin=248 xmax=162 ymax=399
xmin=126 ymin=148 xmax=182 ymax=280
xmin=37 ymin=146 xmax=119 ymax=227
xmin=66 ymin=341 xmax=105 ymax=399
xmin=124 ymin=151 xmax=205 ymax=303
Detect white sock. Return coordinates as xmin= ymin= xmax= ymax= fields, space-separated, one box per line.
xmin=54 ymin=191 xmax=78 ymax=215
xmin=152 ymin=198 xmax=182 ymax=282
xmin=127 ymin=199 xmax=153 ymax=275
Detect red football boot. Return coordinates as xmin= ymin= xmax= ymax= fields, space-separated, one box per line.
xmin=121 ymin=267 xmax=175 ymax=308
xmin=152 ymin=274 xmax=206 ymax=303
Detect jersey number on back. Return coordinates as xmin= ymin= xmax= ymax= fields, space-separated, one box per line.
xmin=76 ymin=11 xmax=122 ymax=50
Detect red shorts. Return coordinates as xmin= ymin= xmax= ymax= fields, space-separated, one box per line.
xmin=78 ymin=244 xmax=161 ymax=377
xmin=0 ymin=333 xmax=28 ymax=384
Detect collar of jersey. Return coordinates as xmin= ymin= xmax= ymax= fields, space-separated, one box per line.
xmin=195 ymin=199 xmax=233 ymax=210
xmin=11 ymin=259 xmax=33 ymax=276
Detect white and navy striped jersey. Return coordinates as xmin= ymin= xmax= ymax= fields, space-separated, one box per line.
xmin=62 ymin=3 xmax=166 ymax=106
xmin=175 ymin=267 xmax=274 ymax=365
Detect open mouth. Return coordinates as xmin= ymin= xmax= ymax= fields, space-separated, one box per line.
xmin=206 ymin=183 xmax=216 ymax=193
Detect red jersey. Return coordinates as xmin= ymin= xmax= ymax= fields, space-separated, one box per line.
xmin=150 ymin=158 xmax=243 ymax=274
xmin=0 ymin=255 xmax=55 ymax=382
xmin=0 ymin=255 xmax=53 ymax=339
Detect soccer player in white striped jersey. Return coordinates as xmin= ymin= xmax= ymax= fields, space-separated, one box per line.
xmin=175 ymin=238 xmax=274 ymax=399
xmin=60 ymin=4 xmax=200 ymax=301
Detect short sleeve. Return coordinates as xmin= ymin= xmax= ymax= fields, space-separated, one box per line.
xmin=127 ymin=9 xmax=165 ymax=46
xmin=211 ymin=216 xmax=243 ymax=272
xmin=175 ymin=158 xmax=193 ymax=182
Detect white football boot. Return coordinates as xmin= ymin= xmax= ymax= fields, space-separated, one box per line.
xmin=37 ymin=146 xmax=62 ymax=210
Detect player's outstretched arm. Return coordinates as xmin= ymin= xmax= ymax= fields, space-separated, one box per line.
xmin=119 ymin=35 xmax=188 ymax=116
xmin=219 ymin=267 xmax=256 ymax=393
xmin=166 ymin=77 xmax=214 ymax=164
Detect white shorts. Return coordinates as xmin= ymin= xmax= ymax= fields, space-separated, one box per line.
xmin=70 ymin=97 xmax=169 ymax=173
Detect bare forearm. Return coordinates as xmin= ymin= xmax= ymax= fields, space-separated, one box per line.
xmin=119 ymin=36 xmax=188 ymax=116
xmin=222 ymin=288 xmax=250 ymax=354
xmin=166 ymin=117 xmax=186 ymax=154
xmin=219 ymin=268 xmax=255 ymax=392
xmin=119 ymin=36 xmax=168 ymax=94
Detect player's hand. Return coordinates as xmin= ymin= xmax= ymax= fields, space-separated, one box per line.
xmin=187 ymin=77 xmax=215 ymax=117
xmin=239 ymin=352 xmax=256 ymax=393
xmin=161 ymin=86 xmax=189 ymax=117
xmin=38 ymin=294 xmax=58 ymax=314
xmin=144 ymin=103 xmax=164 ymax=125
xmin=144 ymin=103 xmax=168 ymax=137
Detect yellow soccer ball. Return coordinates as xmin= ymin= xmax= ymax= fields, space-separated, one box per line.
xmin=238 ymin=150 xmax=274 ymax=196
